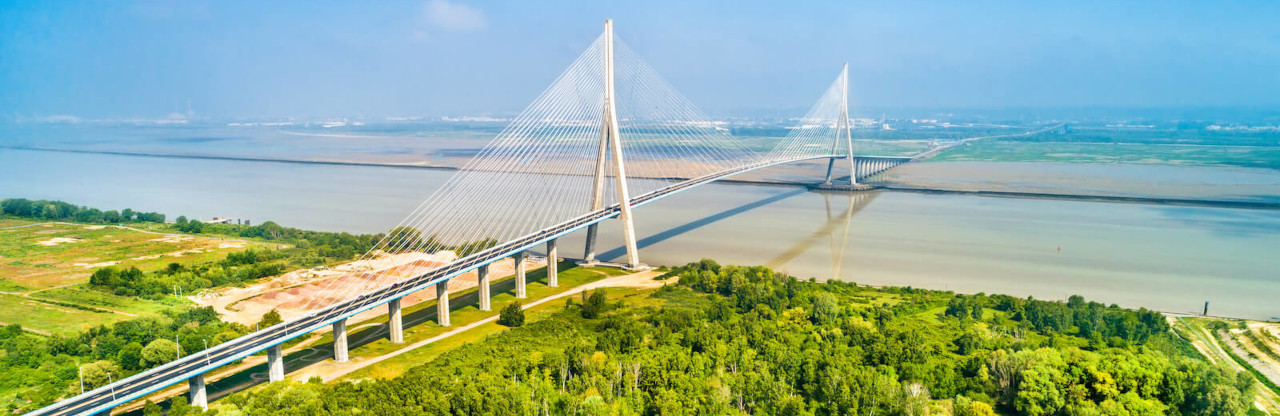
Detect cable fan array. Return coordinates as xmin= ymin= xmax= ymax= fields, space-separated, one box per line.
xmin=766 ymin=67 xmax=851 ymax=162
xmin=296 ymin=30 xmax=761 ymax=317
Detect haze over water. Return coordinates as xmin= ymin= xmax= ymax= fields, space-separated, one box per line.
xmin=2 ymin=147 xmax=1277 ymax=320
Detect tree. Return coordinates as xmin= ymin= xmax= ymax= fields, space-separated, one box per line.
xmin=902 ymin=383 xmax=931 ymax=416
xmin=386 ymin=226 xmax=423 ymax=252
xmin=142 ymin=400 xmax=163 ymax=416
xmin=988 ymin=349 xmax=1030 ymax=406
xmin=812 ymin=293 xmax=839 ymax=325
xmin=177 ymin=218 xmax=204 ymax=233
xmin=1 ymin=198 xmax=34 ymax=216
xmin=79 ymin=361 xmax=121 ymax=389
xmin=258 ymin=309 xmax=283 ymax=328
xmin=90 ymin=267 xmax=118 ymax=287
xmin=954 ymin=396 xmax=997 ymax=416
xmin=1194 ymin=384 xmax=1247 ymax=416
xmin=169 ymin=396 xmax=192 ymax=416
xmin=498 ymin=301 xmax=525 ymax=327
xmin=1015 ymin=365 xmax=1066 ymax=416
xmin=140 ymin=338 xmax=179 ymax=368
xmin=581 ymin=289 xmax=608 ymax=319
xmin=117 ymin=342 xmax=144 ymax=370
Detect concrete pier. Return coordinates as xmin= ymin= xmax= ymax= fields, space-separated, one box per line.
xmin=477 ymin=264 xmax=491 ymax=311
xmin=332 ymin=319 xmax=349 ymax=363
xmin=436 ymin=280 xmax=450 ymax=327
xmin=188 ymin=373 xmax=207 ymax=409
xmin=267 ymin=345 xmax=284 ymax=382
xmin=582 ymin=224 xmax=599 ymax=263
xmin=514 ymin=252 xmax=527 ymax=298
xmin=388 ymin=298 xmax=403 ymax=343
xmin=546 ymin=239 xmax=559 ymax=287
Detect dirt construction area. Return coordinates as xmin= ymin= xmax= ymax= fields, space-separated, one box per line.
xmin=194 ymin=250 xmax=545 ymax=325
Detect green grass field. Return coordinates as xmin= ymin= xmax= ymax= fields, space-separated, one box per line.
xmin=0 ymin=293 xmax=122 ymax=334
xmin=0 ymin=218 xmax=271 ymax=334
xmin=0 ymin=219 xmax=271 ymax=291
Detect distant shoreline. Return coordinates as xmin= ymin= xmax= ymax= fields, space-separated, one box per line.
xmin=7 ymin=145 xmax=1276 ymax=210
xmin=1 ymin=145 xmax=461 ymax=171
xmin=876 ymin=185 xmax=1280 ymax=210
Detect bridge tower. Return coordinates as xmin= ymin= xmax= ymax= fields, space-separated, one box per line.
xmin=583 ymin=19 xmax=644 ymax=269
xmin=822 ymin=63 xmax=856 ymax=185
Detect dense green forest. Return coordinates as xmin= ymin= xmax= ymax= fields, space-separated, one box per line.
xmin=0 ymin=307 xmax=264 ymax=413
xmin=197 ymin=260 xmax=1255 ymax=416
xmin=88 ymin=250 xmax=288 ymax=298
xmin=1 ymin=198 xmax=166 ymax=223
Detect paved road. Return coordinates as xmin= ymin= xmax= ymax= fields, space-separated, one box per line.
xmin=29 ymin=155 xmax=836 ymax=416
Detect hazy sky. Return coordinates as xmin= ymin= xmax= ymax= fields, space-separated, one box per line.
xmin=2 ymin=0 xmax=1278 ymax=119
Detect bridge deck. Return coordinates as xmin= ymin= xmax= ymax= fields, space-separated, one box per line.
xmin=31 ymin=155 xmax=847 ymax=416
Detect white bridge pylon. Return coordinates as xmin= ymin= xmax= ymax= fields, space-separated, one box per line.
xmin=762 ymin=63 xmax=911 ymax=185
xmin=28 ymin=20 xmax=904 ymax=416
xmin=583 ymin=19 xmax=641 ymax=269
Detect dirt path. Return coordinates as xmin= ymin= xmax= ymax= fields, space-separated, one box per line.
xmin=313 ymin=269 xmax=668 ymax=382
xmin=117 ymin=269 xmax=667 ymax=413
xmin=0 ymin=282 xmax=142 ymax=318
xmin=0 ymin=222 xmax=45 ymax=230
xmin=0 ymin=321 xmax=51 ymax=336
xmin=112 ymin=332 xmax=325 ymax=414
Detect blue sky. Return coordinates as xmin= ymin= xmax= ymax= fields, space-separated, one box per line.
xmin=2 ymin=0 xmax=1278 ymax=119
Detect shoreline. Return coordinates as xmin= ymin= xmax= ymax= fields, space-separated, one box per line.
xmin=6 ymin=145 xmax=1277 ymax=212
xmin=875 ymin=185 xmax=1280 ymax=211
xmin=0 ymin=145 xmax=461 ymax=171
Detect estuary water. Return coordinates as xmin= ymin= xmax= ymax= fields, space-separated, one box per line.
xmin=1 ymin=148 xmax=1278 ymax=320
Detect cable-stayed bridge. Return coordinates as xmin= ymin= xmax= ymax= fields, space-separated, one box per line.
xmin=33 ymin=20 xmax=1011 ymax=416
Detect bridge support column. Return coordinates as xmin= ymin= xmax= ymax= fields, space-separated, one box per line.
xmin=436 ymin=280 xmax=450 ymax=327
xmin=332 ymin=319 xmax=348 ymax=363
xmin=388 ymin=298 xmax=403 ymax=343
xmin=582 ymin=224 xmax=599 ymax=264
xmin=477 ymin=264 xmax=491 ymax=311
xmin=90 ymin=407 xmax=113 ymax=416
xmin=189 ymin=373 xmax=208 ymax=409
xmin=267 ymin=344 xmax=284 ymax=382
xmin=514 ymin=252 xmax=527 ymax=298
xmin=546 ymin=239 xmax=559 ymax=287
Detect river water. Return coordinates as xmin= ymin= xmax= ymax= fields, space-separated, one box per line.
xmin=1 ymin=148 xmax=1278 ymax=320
